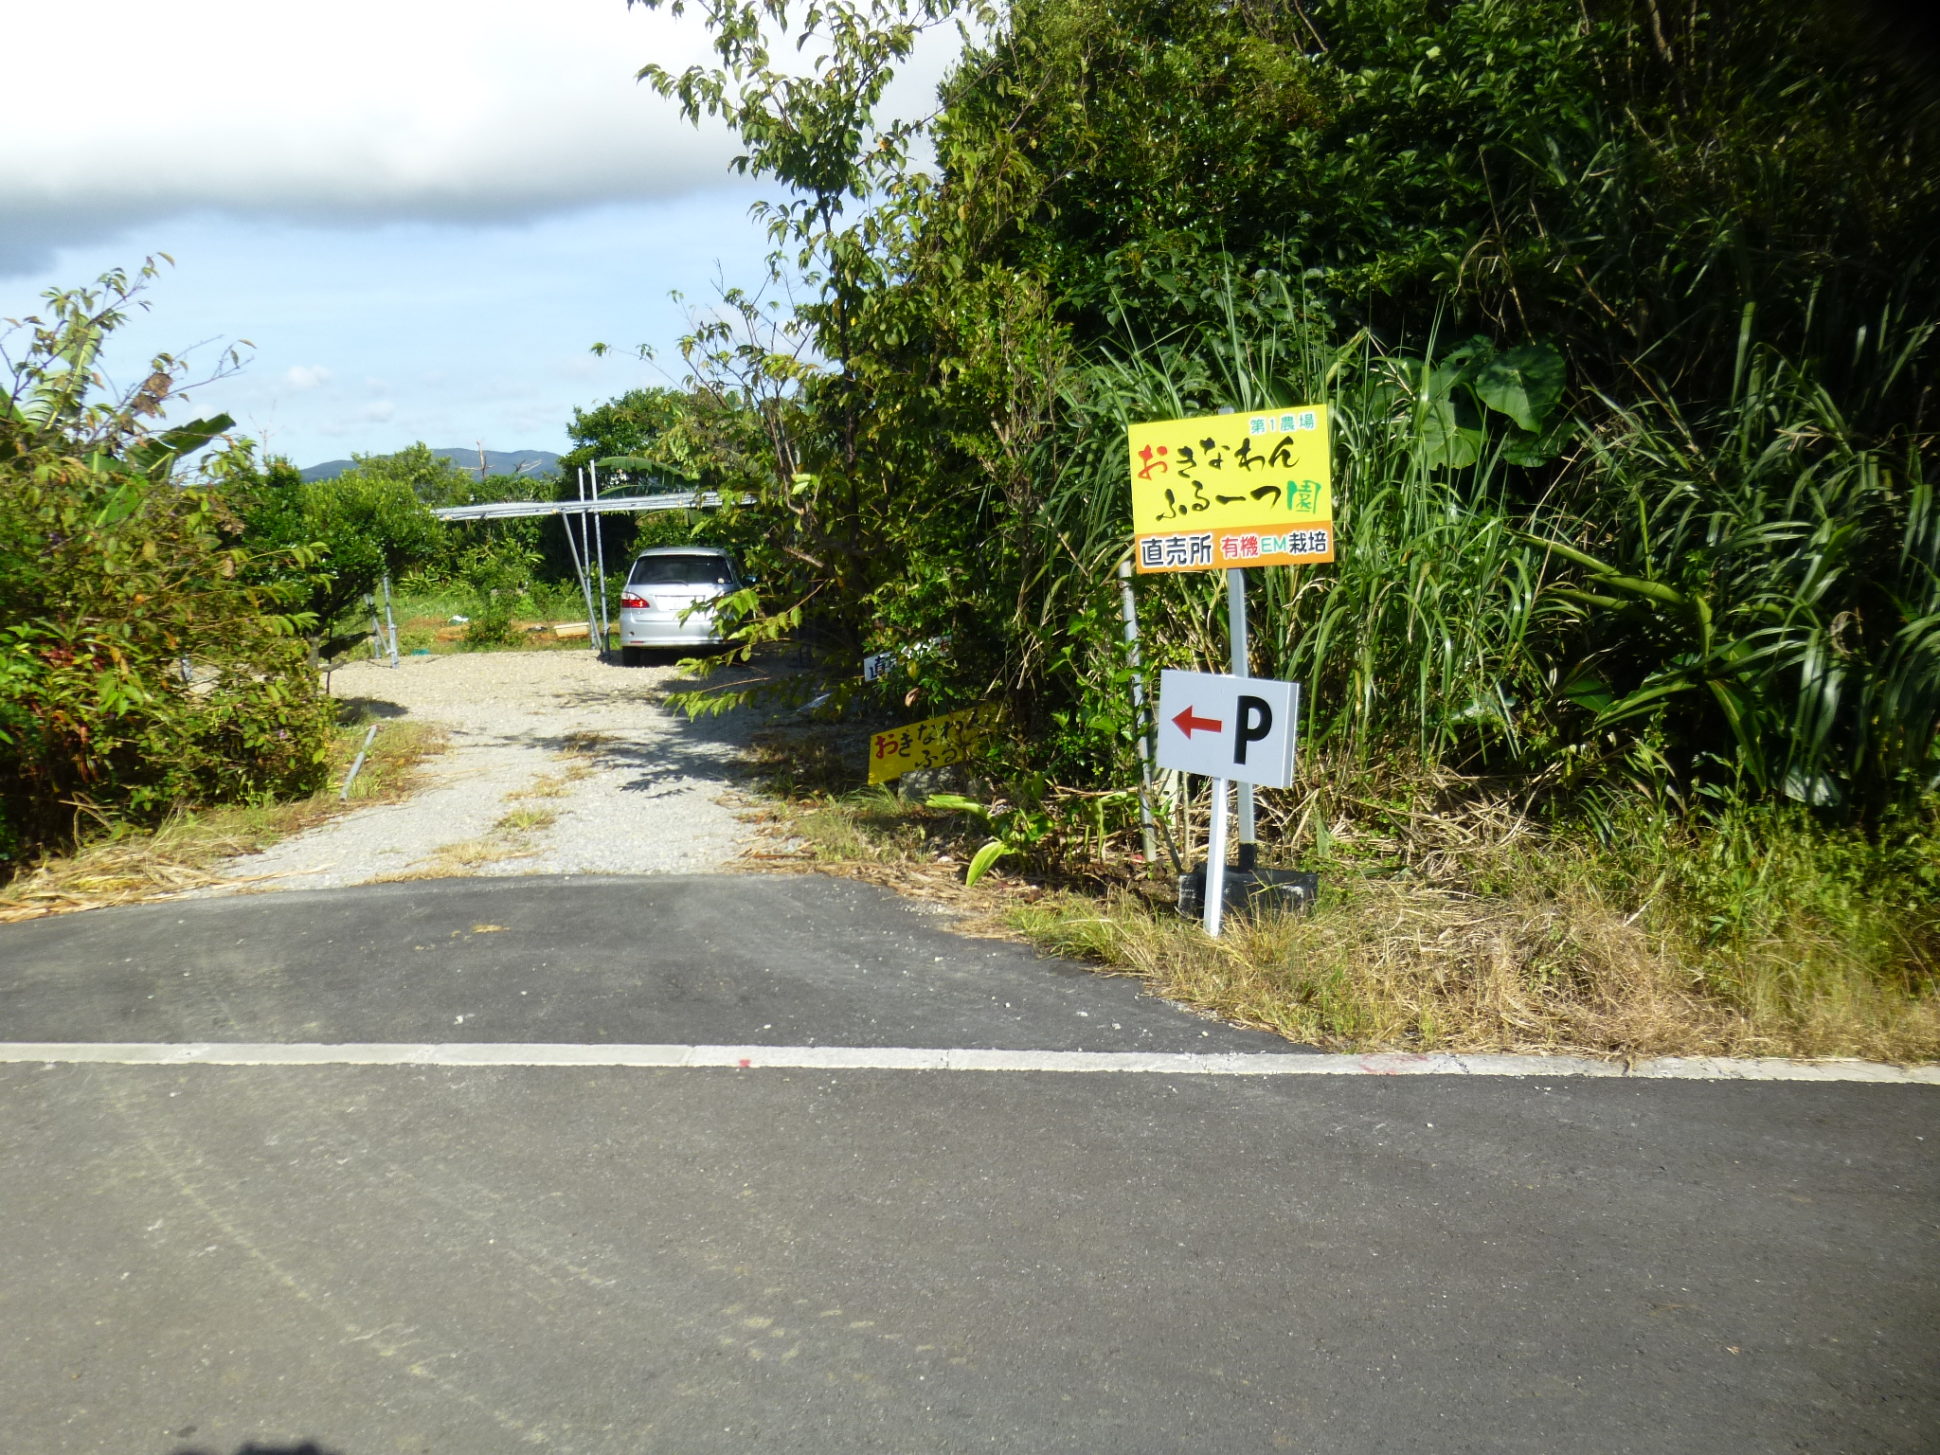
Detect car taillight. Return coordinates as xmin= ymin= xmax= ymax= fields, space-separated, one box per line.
xmin=621 ymin=593 xmax=650 ymax=608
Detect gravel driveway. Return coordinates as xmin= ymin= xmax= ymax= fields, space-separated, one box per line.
xmin=204 ymin=649 xmax=769 ymax=893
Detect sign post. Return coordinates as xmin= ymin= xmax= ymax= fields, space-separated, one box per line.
xmin=1116 ymin=559 xmax=1161 ymax=867
xmin=1228 ymin=567 xmax=1255 ymax=869
xmin=1206 ymin=768 xmax=1231 ymax=936
xmin=1126 ymin=406 xmax=1331 ymax=935
xmin=1155 ymin=670 xmax=1301 ymax=936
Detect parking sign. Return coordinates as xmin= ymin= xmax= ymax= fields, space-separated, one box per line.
xmin=1155 ymin=670 xmax=1300 ymax=788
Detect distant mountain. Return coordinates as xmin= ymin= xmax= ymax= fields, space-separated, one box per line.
xmin=298 ymin=448 xmax=563 ymax=484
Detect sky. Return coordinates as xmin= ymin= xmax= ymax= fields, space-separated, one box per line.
xmin=0 ymin=0 xmax=954 ymax=469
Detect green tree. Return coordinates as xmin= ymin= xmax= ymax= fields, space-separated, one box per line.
xmin=346 ymin=442 xmax=481 ymax=508
xmin=558 ymin=382 xmax=792 ymax=602
xmin=0 ymin=263 xmax=332 ymax=867
xmin=235 ymin=451 xmax=444 ymax=657
xmin=634 ymin=0 xmax=1940 ymax=816
xmin=561 ymin=387 xmax=694 ymax=485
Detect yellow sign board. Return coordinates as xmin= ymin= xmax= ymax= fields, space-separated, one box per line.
xmin=1128 ymin=406 xmax=1333 ymax=573
xmin=868 ymin=704 xmax=1000 ymax=784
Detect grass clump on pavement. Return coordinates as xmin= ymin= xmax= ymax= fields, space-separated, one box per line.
xmin=790 ymin=788 xmax=935 ymax=865
xmin=388 ymin=752 xmax=592 ymax=881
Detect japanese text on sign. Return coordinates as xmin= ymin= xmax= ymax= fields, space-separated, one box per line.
xmin=1128 ymin=406 xmax=1333 ymax=573
xmin=868 ymin=704 xmax=1000 ymax=784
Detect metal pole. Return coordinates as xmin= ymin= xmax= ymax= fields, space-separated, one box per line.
xmin=567 ymin=469 xmax=599 ymax=652
xmin=380 ymin=572 xmax=399 ymax=667
xmin=581 ymin=468 xmax=600 ymax=654
xmin=340 ymin=723 xmax=380 ymax=802
xmin=1205 ymin=777 xmax=1230 ymax=937
xmin=366 ymin=593 xmax=381 ymax=661
xmin=591 ymin=461 xmax=610 ymax=655
xmin=579 ymin=466 xmax=600 ymax=654
xmin=1115 ymin=559 xmax=1160 ymax=867
xmin=1227 ymin=567 xmax=1257 ymax=871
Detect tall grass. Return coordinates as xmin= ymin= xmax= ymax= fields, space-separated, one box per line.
xmin=1033 ymin=277 xmax=1936 ymax=826
xmin=1539 ymin=310 xmax=1940 ymax=816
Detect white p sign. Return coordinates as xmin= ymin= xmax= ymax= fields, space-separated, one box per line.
xmin=1155 ymin=669 xmax=1300 ymax=788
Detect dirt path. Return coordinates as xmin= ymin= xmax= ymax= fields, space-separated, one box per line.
xmin=201 ymin=650 xmax=772 ymax=893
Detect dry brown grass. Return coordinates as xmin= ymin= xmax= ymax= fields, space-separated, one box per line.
xmin=378 ymin=762 xmax=581 ymax=883
xmin=1013 ymin=882 xmax=1729 ymax=1056
xmin=1011 ymin=875 xmax=1940 ymax=1063
xmin=511 ymin=765 xmax=591 ymax=800
xmin=0 ymin=719 xmax=447 ymax=922
xmin=746 ymin=770 xmax=1940 ymax=1063
xmin=494 ymin=805 xmax=559 ymax=834
xmin=403 ymin=836 xmax=534 ymax=876
xmin=560 ymin=729 xmax=615 ymax=757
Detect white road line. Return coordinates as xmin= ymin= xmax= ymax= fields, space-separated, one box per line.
xmin=0 ymin=1042 xmax=1934 ymax=1082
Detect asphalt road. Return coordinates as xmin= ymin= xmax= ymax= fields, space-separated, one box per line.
xmin=2 ymin=876 xmax=1935 ymax=1455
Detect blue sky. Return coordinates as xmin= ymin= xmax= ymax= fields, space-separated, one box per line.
xmin=1 ymin=0 xmax=954 ymax=470
xmin=1 ymin=195 xmax=774 ymax=467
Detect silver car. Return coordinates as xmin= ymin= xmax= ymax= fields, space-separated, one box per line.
xmin=617 ymin=547 xmax=744 ymax=664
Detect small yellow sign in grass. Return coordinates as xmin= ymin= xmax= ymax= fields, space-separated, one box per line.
xmin=867 ymin=705 xmax=1000 ymax=784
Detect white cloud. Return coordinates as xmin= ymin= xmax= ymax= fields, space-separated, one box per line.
xmin=0 ymin=5 xmax=973 ymax=465
xmin=0 ymin=0 xmax=741 ymax=274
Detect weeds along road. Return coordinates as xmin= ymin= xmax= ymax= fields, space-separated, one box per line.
xmin=0 ymin=655 xmax=1935 ymax=1453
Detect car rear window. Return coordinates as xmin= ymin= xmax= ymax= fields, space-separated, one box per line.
xmin=628 ymin=554 xmax=735 ymax=587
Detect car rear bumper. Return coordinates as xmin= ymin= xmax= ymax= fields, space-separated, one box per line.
xmin=618 ymin=607 xmax=724 ymax=647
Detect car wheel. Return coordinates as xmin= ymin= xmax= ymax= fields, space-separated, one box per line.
xmin=620 ymin=646 xmax=650 ymax=667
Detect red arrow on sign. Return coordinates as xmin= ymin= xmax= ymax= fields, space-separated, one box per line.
xmin=1172 ymin=705 xmax=1224 ymax=738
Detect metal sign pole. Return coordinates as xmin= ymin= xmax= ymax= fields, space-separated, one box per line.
xmin=591 ymin=460 xmax=610 ymax=655
xmin=380 ymin=572 xmax=399 ymax=667
xmin=1205 ymin=776 xmax=1230 ymax=937
xmin=1116 ymin=559 xmax=1160 ymax=867
xmin=1227 ymin=567 xmax=1257 ymax=870
xmin=569 ymin=469 xmax=599 ymax=652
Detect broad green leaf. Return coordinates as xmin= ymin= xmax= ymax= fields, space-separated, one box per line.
xmin=1561 ymin=675 xmax=1614 ymax=712
xmin=926 ymin=792 xmax=987 ymax=816
xmin=91 ymin=480 xmax=146 ymax=528
xmin=964 ymin=839 xmax=1011 ymax=886
xmin=1474 ymin=344 xmax=1565 ymax=432
xmin=126 ymin=414 xmax=235 ymax=478
xmin=1782 ymin=769 xmax=1844 ymax=807
xmin=1595 ymin=574 xmax=1689 ymax=610
xmin=1417 ymin=397 xmax=1482 ymax=469
xmin=1517 ymin=533 xmax=1618 ymax=575
xmin=1551 ymin=587 xmax=1630 ymax=610
xmin=1594 ymin=678 xmax=1698 ymax=727
xmin=1501 ymin=418 xmax=1574 ymax=467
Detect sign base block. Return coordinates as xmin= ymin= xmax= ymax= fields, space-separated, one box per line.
xmin=1177 ymin=864 xmax=1319 ymax=921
